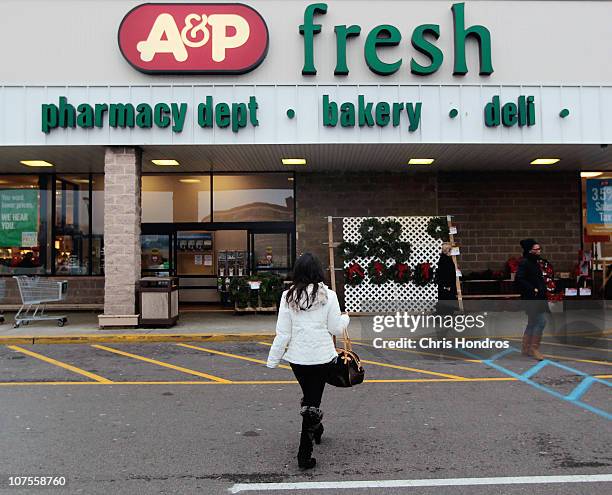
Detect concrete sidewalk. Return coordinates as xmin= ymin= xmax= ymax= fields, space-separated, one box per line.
xmin=0 ymin=310 xmax=365 ymax=344
xmin=0 ymin=311 xmax=277 ymax=344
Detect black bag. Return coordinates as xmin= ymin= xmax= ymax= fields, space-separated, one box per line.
xmin=326 ymin=328 xmax=365 ymax=387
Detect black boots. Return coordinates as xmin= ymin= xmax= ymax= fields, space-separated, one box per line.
xmin=297 ymin=405 xmax=323 ymax=469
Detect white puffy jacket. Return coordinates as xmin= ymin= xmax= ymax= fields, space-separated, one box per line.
xmin=266 ymin=283 xmax=350 ymax=367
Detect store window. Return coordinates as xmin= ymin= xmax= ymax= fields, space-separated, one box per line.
xmin=55 ymin=176 xmax=90 ymax=275
xmin=213 ymin=174 xmax=294 ymax=222
xmin=252 ymin=233 xmax=290 ymax=274
xmin=0 ymin=175 xmax=50 ymax=275
xmin=142 ymin=175 xmax=211 ymax=223
xmin=91 ymin=176 xmax=104 ymax=275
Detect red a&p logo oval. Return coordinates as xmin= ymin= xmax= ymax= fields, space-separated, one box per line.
xmin=118 ymin=3 xmax=269 ymax=74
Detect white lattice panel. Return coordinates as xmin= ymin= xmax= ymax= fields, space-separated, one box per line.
xmin=343 ymin=216 xmax=442 ymax=313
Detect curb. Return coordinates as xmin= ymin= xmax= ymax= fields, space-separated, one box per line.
xmin=0 ymin=333 xmax=276 ymax=345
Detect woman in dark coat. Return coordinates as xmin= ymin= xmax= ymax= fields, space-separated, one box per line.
xmin=515 ymin=239 xmax=548 ymax=360
xmin=436 ymin=242 xmax=458 ymax=315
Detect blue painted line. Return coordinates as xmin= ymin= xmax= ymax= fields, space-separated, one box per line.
xmin=566 ymin=377 xmax=596 ymax=402
xmin=459 ymin=347 xmax=612 ymax=421
xmin=522 ymin=360 xmax=550 ymax=379
xmin=488 ymin=347 xmax=517 ymax=362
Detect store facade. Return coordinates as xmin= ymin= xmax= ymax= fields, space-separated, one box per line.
xmin=0 ymin=0 xmax=611 ymax=325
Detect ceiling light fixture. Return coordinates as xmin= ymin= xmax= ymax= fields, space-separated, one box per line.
xmin=152 ymin=159 xmax=180 ymax=166
xmin=282 ymin=158 xmax=307 ymax=165
xmin=530 ymin=158 xmax=560 ymax=165
xmin=20 ymin=160 xmax=54 ymax=167
xmin=178 ymin=178 xmax=201 ymax=184
xmin=408 ymin=158 xmax=435 ymax=165
xmin=580 ymin=172 xmax=604 ymax=178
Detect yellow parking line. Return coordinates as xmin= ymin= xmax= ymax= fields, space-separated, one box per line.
xmin=91 ymin=345 xmax=231 ymax=383
xmin=0 ymin=377 xmax=520 ymax=386
xmin=541 ymin=353 xmax=611 ymax=367
xmin=506 ymin=337 xmax=610 ymax=353
xmin=359 ymin=359 xmax=468 ymax=380
xmin=7 ymin=345 xmax=113 ymax=383
xmin=177 ymin=343 xmax=293 ymax=370
xmin=256 ymin=341 xmax=467 ymax=380
xmin=351 ymin=341 xmax=482 ymax=363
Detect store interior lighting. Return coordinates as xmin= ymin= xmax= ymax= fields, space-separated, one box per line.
xmin=408 ymin=158 xmax=435 ymax=165
xmin=20 ymin=160 xmax=54 ymax=167
xmin=530 ymin=158 xmax=560 ymax=165
xmin=152 ymin=159 xmax=180 ymax=166
xmin=282 ymin=158 xmax=307 ymax=165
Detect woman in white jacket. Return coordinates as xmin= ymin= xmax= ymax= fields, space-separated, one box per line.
xmin=266 ymin=253 xmax=349 ymax=469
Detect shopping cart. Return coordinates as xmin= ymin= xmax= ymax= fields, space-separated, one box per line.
xmin=13 ymin=276 xmax=68 ymax=328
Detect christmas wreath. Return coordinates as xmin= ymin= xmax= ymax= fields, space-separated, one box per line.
xmin=413 ymin=262 xmax=433 ymax=286
xmin=382 ymin=219 xmax=402 ymax=239
xmin=368 ymin=260 xmax=389 ymax=285
xmin=337 ymin=241 xmax=359 ymax=260
xmin=427 ymin=217 xmax=450 ymax=241
xmin=359 ymin=218 xmax=384 ymax=241
xmin=368 ymin=240 xmax=393 ymax=260
xmin=345 ymin=262 xmax=365 ymax=286
xmin=391 ymin=241 xmax=411 ymax=263
xmin=391 ymin=262 xmax=412 ymax=284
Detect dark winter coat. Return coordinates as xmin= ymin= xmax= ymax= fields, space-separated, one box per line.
xmin=515 ymin=254 xmax=549 ymax=314
xmin=436 ymin=253 xmax=457 ymax=300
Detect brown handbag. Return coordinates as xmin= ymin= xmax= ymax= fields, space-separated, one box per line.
xmin=326 ymin=328 xmax=365 ymax=387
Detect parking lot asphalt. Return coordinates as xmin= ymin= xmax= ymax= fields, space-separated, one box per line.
xmin=0 ymin=339 xmax=610 ymax=494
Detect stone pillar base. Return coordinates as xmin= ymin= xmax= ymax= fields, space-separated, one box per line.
xmin=98 ymin=314 xmax=140 ymax=328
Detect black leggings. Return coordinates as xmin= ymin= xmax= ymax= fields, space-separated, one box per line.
xmin=290 ymin=361 xmax=334 ymax=408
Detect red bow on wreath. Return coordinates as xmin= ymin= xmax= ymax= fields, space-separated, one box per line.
xmin=345 ymin=262 xmax=365 ymax=286
xmin=372 ymin=261 xmax=385 ymax=275
xmin=421 ymin=262 xmax=431 ymax=280
xmin=348 ymin=263 xmax=364 ymax=277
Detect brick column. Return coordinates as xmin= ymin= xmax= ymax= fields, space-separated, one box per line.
xmin=98 ymin=147 xmax=141 ymax=328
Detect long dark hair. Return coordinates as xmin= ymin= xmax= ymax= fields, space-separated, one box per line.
xmin=285 ymin=252 xmax=325 ymax=309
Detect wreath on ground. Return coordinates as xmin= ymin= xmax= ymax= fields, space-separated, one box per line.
xmin=391 ymin=262 xmax=412 ymax=284
xmin=345 ymin=262 xmax=365 ymax=286
xmin=427 ymin=217 xmax=450 ymax=241
xmin=413 ymin=262 xmax=434 ymax=286
xmin=368 ymin=260 xmax=389 ymax=285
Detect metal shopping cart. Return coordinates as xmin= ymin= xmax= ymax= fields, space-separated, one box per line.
xmin=13 ymin=276 xmax=68 ymax=328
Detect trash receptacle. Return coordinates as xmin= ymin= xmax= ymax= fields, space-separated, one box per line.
xmin=139 ymin=277 xmax=179 ymax=327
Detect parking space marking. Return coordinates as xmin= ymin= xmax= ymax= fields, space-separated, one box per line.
xmin=359 ymin=359 xmax=468 ymax=379
xmin=177 ymin=343 xmax=293 ymax=370
xmin=540 ymin=353 xmax=611 ymax=367
xmin=7 ymin=345 xmax=112 ymax=383
xmin=229 ymin=474 xmax=612 ymax=493
xmin=461 ymin=347 xmax=612 ymax=421
xmin=91 ymin=345 xmax=231 ymax=383
xmin=256 ymin=342 xmax=468 ymax=379
xmin=0 ymin=377 xmax=520 ymax=387
xmin=351 ymin=341 xmax=482 ymax=363
xmin=506 ymin=337 xmax=610 ymax=353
